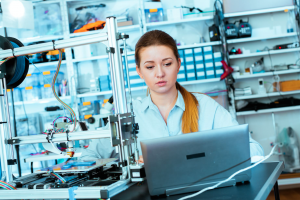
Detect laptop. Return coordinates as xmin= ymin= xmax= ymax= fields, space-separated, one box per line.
xmin=140 ymin=124 xmax=251 ymax=196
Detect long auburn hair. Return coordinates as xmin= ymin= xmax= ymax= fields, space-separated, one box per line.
xmin=135 ymin=30 xmax=199 ymax=134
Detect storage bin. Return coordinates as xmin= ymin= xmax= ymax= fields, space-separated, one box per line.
xmin=145 ymin=8 xmax=164 ymax=23
xmin=78 ymin=101 xmax=101 ymax=116
xmin=7 ymin=88 xmax=22 ymax=103
xmin=196 ymin=63 xmax=206 ymax=80
xmin=204 ymin=62 xmax=216 ymax=79
xmin=213 ymin=52 xmax=222 ymax=62
xmin=21 ymin=73 xmax=40 ymax=87
xmin=99 ymin=75 xmax=111 ymax=92
xmin=39 ymin=110 xmax=65 ymax=131
xmin=130 ymin=79 xmax=145 ymax=88
xmin=41 ymin=84 xmax=59 ymax=99
xmin=17 ymin=114 xmax=41 ymax=136
xmin=39 ymin=71 xmax=64 ymax=85
xmin=21 ymin=86 xmax=41 ymax=101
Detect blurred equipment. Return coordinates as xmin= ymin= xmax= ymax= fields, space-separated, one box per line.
xmin=276 ymin=127 xmax=300 ymax=172
xmin=238 ymin=20 xmax=252 ymax=38
xmin=273 ymin=80 xmax=300 ymax=92
xmin=73 ymin=21 xmax=106 ymax=33
xmin=274 ymin=42 xmax=299 ymax=50
xmin=234 ymin=87 xmax=252 ymax=96
xmin=209 ymin=24 xmax=220 ymax=41
xmin=220 ymin=60 xmax=234 ymax=80
xmin=225 ymin=21 xmax=238 ymax=39
xmin=257 ymin=78 xmax=267 ymax=94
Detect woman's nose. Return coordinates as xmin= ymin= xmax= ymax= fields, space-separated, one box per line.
xmin=156 ymin=65 xmax=165 ymax=78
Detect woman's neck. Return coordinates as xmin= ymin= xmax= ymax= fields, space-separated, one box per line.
xmin=150 ymin=85 xmax=178 ymax=109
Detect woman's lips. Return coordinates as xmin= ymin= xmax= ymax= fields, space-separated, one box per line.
xmin=156 ymin=81 xmax=167 ymax=87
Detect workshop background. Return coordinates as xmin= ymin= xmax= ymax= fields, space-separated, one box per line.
xmin=1 ymin=0 xmax=300 ymax=196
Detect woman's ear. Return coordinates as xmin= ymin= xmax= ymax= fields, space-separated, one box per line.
xmin=136 ymin=65 xmax=143 ymax=79
xmin=177 ymin=57 xmax=181 ymax=73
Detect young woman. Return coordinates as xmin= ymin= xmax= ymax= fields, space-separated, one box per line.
xmin=80 ymin=30 xmax=264 ymax=161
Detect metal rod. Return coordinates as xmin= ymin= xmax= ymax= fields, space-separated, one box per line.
xmin=106 ymin=16 xmax=128 ymax=114
xmin=273 ymin=181 xmax=280 ymax=200
xmin=107 ymin=50 xmax=119 ymax=113
xmin=0 ymin=79 xmax=11 ymax=182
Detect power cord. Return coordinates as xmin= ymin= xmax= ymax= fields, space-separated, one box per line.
xmin=178 ymin=144 xmax=278 ymax=200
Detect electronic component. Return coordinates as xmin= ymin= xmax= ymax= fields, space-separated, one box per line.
xmin=238 ymin=20 xmax=252 ymax=38
xmin=274 ymin=42 xmax=299 ymax=50
xmin=258 ymin=78 xmax=267 ymax=94
xmin=79 ymin=121 xmax=88 ymax=131
xmin=209 ymin=24 xmax=220 ymax=41
xmin=225 ymin=22 xmax=238 ymax=39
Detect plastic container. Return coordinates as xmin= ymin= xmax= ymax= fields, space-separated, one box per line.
xmin=21 ymin=86 xmax=41 ymax=101
xmin=145 ymin=8 xmax=164 ymax=23
xmin=78 ymin=101 xmax=95 ymax=116
xmin=21 ymin=73 xmax=40 ymax=87
xmin=98 ymin=75 xmax=111 ymax=92
xmin=39 ymin=71 xmax=64 ymax=85
xmin=39 ymin=110 xmax=65 ymax=131
xmin=41 ymin=84 xmax=59 ymax=99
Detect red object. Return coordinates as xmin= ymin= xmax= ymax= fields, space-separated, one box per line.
xmin=236 ymin=48 xmax=242 ymax=54
xmin=241 ymin=25 xmax=244 ymax=28
xmin=279 ymin=46 xmax=282 ymax=49
xmin=220 ymin=60 xmax=234 ymax=80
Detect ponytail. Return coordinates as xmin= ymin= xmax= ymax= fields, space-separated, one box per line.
xmin=176 ymin=82 xmax=199 ymax=134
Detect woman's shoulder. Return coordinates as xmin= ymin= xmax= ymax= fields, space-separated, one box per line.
xmin=192 ymin=93 xmax=219 ymax=109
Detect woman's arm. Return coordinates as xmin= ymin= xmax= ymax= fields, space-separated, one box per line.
xmin=213 ymin=104 xmax=264 ymax=157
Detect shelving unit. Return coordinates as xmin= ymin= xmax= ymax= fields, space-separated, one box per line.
xmin=13 ymin=96 xmax=71 ymax=106
xmin=227 ymin=32 xmax=298 ymax=44
xmin=145 ymin=15 xmax=214 ymax=28
xmin=229 ymin=47 xmax=300 ymax=59
xmin=224 ymin=6 xmax=295 ymax=18
xmin=236 ymin=105 xmax=300 ymax=116
xmin=233 ymin=69 xmax=300 ymax=79
xmin=234 ymin=90 xmax=300 ymax=100
xmin=29 ymin=60 xmax=67 ymax=68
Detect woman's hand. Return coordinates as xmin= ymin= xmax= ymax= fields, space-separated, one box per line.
xmin=138 ymin=155 xmax=144 ymax=163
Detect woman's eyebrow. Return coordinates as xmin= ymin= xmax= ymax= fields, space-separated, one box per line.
xmin=162 ymin=57 xmax=173 ymax=61
xmin=144 ymin=60 xmax=154 ymax=64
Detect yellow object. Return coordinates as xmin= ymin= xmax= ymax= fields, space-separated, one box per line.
xmin=273 ymin=80 xmax=300 ymax=92
xmin=83 ymin=102 xmax=91 ymax=106
xmin=25 ymin=86 xmax=33 ymax=90
xmin=104 ymin=99 xmax=109 ymax=103
xmin=47 ymin=49 xmax=65 ymax=56
xmin=44 ymin=84 xmax=51 ymax=88
xmin=150 ymin=8 xmax=158 ymax=13
xmin=284 ymin=9 xmax=289 ymax=12
xmin=27 ymin=74 xmax=32 ymax=77
xmin=84 ymin=114 xmax=92 ymax=120
xmin=43 ymin=71 xmax=51 ymax=75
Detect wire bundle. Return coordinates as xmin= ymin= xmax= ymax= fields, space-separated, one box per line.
xmin=52 ymin=116 xmax=72 ymax=132
xmin=52 ymin=49 xmax=77 ymax=132
xmin=48 ymin=171 xmax=66 ymax=183
xmin=0 ymin=181 xmax=16 ymax=190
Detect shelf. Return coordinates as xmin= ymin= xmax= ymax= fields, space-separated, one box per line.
xmin=145 ymin=15 xmax=214 ymax=28
xmin=229 ymin=47 xmax=300 ymax=59
xmin=235 ymin=90 xmax=300 ymax=100
xmin=72 ymin=51 xmax=135 ymax=63
xmin=236 ymin=105 xmax=300 ymax=116
xmin=224 ymin=6 xmax=295 ymax=18
xmin=13 ymin=96 xmax=71 ymax=106
xmin=234 ymin=69 xmax=300 ymax=80
xmin=76 ymin=78 xmax=221 ymax=98
xmin=227 ymin=32 xmax=298 ymax=44
xmin=20 ymin=35 xmax=64 ymax=44
xmin=69 ymin=25 xmax=140 ymax=38
xmin=278 ymin=178 xmax=300 ymax=186
xmin=177 ymin=41 xmax=221 ymax=49
xmin=29 ymin=60 xmax=67 ymax=68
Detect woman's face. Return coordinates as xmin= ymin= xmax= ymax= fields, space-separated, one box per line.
xmin=136 ymin=45 xmax=181 ymax=95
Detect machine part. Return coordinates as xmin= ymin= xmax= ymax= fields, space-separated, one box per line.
xmin=220 ymin=60 xmax=234 ymax=80
xmin=55 ymin=122 xmax=71 ymax=130
xmin=0 ymin=36 xmax=29 ymax=89
xmin=257 ymin=78 xmax=267 ymax=94
xmin=238 ymin=20 xmax=252 ymax=38
xmin=274 ymin=42 xmax=300 ymax=50
xmin=225 ymin=22 xmax=238 ymax=39
xmin=209 ymin=24 xmax=220 ymax=41
xmin=129 ymin=164 xmax=146 ymax=182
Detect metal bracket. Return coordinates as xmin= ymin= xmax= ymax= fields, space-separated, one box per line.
xmin=100 ymin=189 xmax=109 ymax=199
xmin=117 ymin=33 xmax=129 ymax=40
xmin=106 ymin=47 xmax=115 ymax=54
xmin=0 ymin=121 xmax=7 ymax=124
xmin=7 ymin=159 xmax=17 ymax=165
xmin=7 ymin=138 xmax=20 ymax=144
xmin=68 ymin=186 xmax=78 ymax=200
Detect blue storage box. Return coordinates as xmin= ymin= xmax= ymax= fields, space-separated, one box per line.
xmin=193 ymin=47 xmax=203 ymax=56
xmin=197 ymin=71 xmax=206 ymax=80
xmin=21 ymin=86 xmax=41 ymax=101
xmin=177 ymin=64 xmax=186 ymax=82
xmin=130 ymin=79 xmax=145 ymax=88
xmin=214 ymin=61 xmax=223 ymax=70
xmin=205 ymin=62 xmax=216 ymax=79
xmin=145 ymin=8 xmax=164 ymax=23
xmin=41 ymin=84 xmax=59 ymax=99
xmin=213 ymin=52 xmax=222 ymax=62
xmin=215 ymin=68 xmax=224 ymax=78
xmin=204 ymin=54 xmax=214 ymax=63
xmin=184 ymin=49 xmax=194 ymax=56
xmin=39 ymin=71 xmax=64 ymax=85
xmin=203 ymin=46 xmax=213 ymax=55
xmin=99 ymin=75 xmax=110 ymax=91
xmin=186 ymin=64 xmax=196 ymax=81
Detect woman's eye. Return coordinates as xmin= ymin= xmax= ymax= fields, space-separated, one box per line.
xmin=165 ymin=63 xmax=172 ymax=66
xmin=146 ymin=66 xmax=153 ymax=69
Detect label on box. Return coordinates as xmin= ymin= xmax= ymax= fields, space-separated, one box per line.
xmin=197 ymin=71 xmax=205 ymax=76
xmin=194 ymin=48 xmax=202 ymax=53
xmin=128 ymin=55 xmax=135 ymax=60
xmin=84 ymin=114 xmax=92 ymax=120
xmin=26 ymin=74 xmax=32 ymax=77
xmin=180 ymin=66 xmax=185 ymax=71
xmin=214 ymin=52 xmax=221 ymax=58
xmin=186 ymin=65 xmax=194 ymax=70
xmin=205 ymin=55 xmax=213 ymax=60
xmin=150 ymin=8 xmax=158 ymax=13
xmin=130 ymin=79 xmax=144 ymax=84
xmin=215 ymin=62 xmax=222 ymax=67
xmin=187 ymin=73 xmax=195 ymax=78
xmin=129 ymin=71 xmax=138 ymax=76
xmin=180 ymin=57 xmax=184 ymax=62
xmin=184 ymin=49 xmax=193 ymax=54
xmin=185 ymin=57 xmax=194 ymax=62
xmin=128 ymin=63 xmax=136 ymax=68
xmin=206 ymin=63 xmax=213 ymax=68
xmin=203 ymin=46 xmax=212 ymax=52
xmin=83 ymin=102 xmax=91 ymax=106
xmin=216 ymin=69 xmax=224 ymax=74
xmin=196 ymin=64 xmax=204 ymax=69
xmin=195 ymin=56 xmax=203 ymax=61
xmin=25 ymin=86 xmax=33 ymax=90
xmin=177 ymin=74 xmax=185 ymax=79
xmin=43 ymin=71 xmax=51 ymax=75
xmin=206 ymin=71 xmax=214 ymax=75
xmin=44 ymin=84 xmax=51 ymax=88
xmin=132 ymin=172 xmax=141 ymax=178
